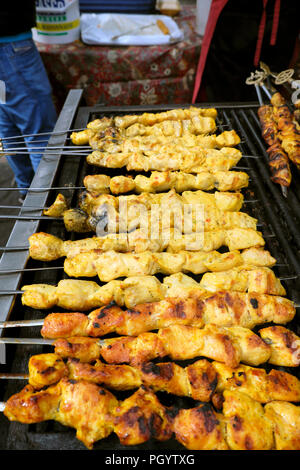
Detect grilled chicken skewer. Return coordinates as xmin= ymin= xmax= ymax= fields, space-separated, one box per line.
xmin=77 ymin=129 xmax=239 ymax=153
xmin=18 ymin=288 xmax=296 ymax=337
xmin=71 ymin=107 xmax=218 ymax=146
xmin=45 ymin=189 xmax=257 ymax=234
xmin=8 ymin=332 xmax=300 ymax=392
xmin=74 ymin=128 xmax=240 ymax=153
xmin=257 ymin=104 xmax=292 ymax=187
xmin=20 ymin=265 xmax=292 ymax=309
xmin=28 ymin=228 xmax=266 ymax=262
xmin=62 ymin=248 xmax=282 ymax=290
xmin=3 ymin=378 xmax=300 ymax=450
xmin=271 ymin=92 xmax=300 ymax=169
xmin=2 ymin=289 xmax=295 ymax=336
xmin=0 ymin=323 xmax=274 ymax=367
xmin=86 ymin=147 xmax=242 ymax=173
xmin=83 ymin=169 xmax=249 ymax=195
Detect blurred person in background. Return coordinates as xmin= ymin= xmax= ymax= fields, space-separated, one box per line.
xmin=0 ymin=0 xmax=57 ymax=202
xmin=193 ymin=0 xmax=300 ymax=103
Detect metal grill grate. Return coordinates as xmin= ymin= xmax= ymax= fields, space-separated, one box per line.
xmin=0 ymin=97 xmax=299 ymax=450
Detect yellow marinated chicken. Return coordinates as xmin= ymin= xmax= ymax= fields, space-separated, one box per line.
xmin=199 ymin=266 xmax=286 ymax=296
xmin=122 ymin=116 xmax=217 ymax=137
xmin=213 ymin=361 xmax=300 ymax=403
xmin=88 ymin=130 xmax=240 ymax=153
xmin=83 ymin=169 xmax=249 ymax=195
xmin=113 ymin=106 xmax=218 ymax=129
xmin=28 ymin=353 xmax=68 ymax=389
xmin=173 ymin=404 xmax=229 ymax=450
xmin=259 ymin=325 xmax=300 ymax=366
xmin=63 ymin=247 xmax=274 ymax=278
xmin=86 ymin=147 xmax=242 ymax=172
xmin=21 ymin=263 xmax=291 ymax=310
xmin=64 ymin=252 xmax=283 ymax=296
xmin=28 ymin=228 xmax=266 ymax=261
xmin=264 ymin=401 xmax=300 ymax=450
xmin=13 ymin=323 xmax=274 ymax=368
xmin=42 ymin=327 xmax=288 ymax=370
xmin=68 ymin=358 xmax=218 ymax=402
xmin=4 ymin=378 xmax=118 ymax=450
xmin=222 ymin=390 xmax=274 ymax=450
xmin=113 ymin=386 xmax=173 ymax=446
xmin=40 ymin=292 xmax=296 ymax=338
xmin=43 ymin=193 xmax=69 ymax=217
xmin=21 ymin=352 xmax=300 ymax=404
xmin=80 ymin=187 xmax=245 ymax=213
xmin=21 ymin=277 xmax=166 ymax=310
xmin=45 ymin=188 xmax=256 ymax=234
xmin=5 ymin=381 xmax=300 ymax=450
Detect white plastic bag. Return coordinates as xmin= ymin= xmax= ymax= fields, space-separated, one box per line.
xmin=80 ymin=13 xmax=184 ymax=46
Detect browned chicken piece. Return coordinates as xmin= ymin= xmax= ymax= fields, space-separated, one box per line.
xmin=222 ymin=390 xmax=274 ymax=450
xmin=271 ymin=92 xmax=300 ymax=169
xmin=174 ymin=391 xmax=300 ymax=450
xmin=86 ymin=147 xmax=241 ymax=173
xmin=25 ymin=352 xmax=300 ymax=405
xmin=49 ymin=322 xmax=282 ymax=368
xmin=156 ymin=323 xmax=271 ymax=367
xmin=258 ymin=105 xmax=292 ymax=187
xmin=199 ymin=266 xmax=285 ymax=296
xmin=264 ymin=401 xmax=300 ymax=450
xmin=259 ymin=325 xmax=300 ymax=366
xmin=4 ymin=378 xmax=300 ymax=449
xmin=4 ymin=378 xmax=118 ymax=449
xmin=173 ymin=404 xmax=228 ymax=450
xmin=40 ymin=291 xmax=295 ymax=338
xmin=113 ymin=386 xmax=173 ymax=446
xmin=75 ymin=357 xmax=300 ymax=404
xmin=63 ymin=209 xmax=91 ymax=233
xmin=28 ymin=353 xmax=68 ymax=389
xmin=43 ymin=194 xmax=69 ymax=217
xmin=213 ymin=361 xmax=300 ymax=403
xmin=84 ymin=170 xmax=249 ymax=195
xmin=28 ymin=228 xmax=266 ymax=261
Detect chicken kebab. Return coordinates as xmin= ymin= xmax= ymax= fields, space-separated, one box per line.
xmin=14 ymin=348 xmax=300 ymax=398
xmin=43 ymin=186 xmax=257 ymax=234
xmin=3 ymin=379 xmax=300 ymax=450
xmin=82 ymin=169 xmax=249 ymax=195
xmin=257 ymin=92 xmax=300 ymax=188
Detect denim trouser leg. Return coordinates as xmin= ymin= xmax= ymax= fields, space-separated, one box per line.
xmin=0 ymin=38 xmax=57 ymax=191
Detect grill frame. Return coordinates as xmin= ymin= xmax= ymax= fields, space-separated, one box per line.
xmin=0 ymin=94 xmax=299 ymax=450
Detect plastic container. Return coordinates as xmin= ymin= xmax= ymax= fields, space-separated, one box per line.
xmin=195 ymin=0 xmax=212 ymax=36
xmin=32 ymin=0 xmax=80 ymax=44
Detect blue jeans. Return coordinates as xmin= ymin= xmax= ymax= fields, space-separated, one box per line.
xmin=0 ymin=39 xmax=57 ymax=194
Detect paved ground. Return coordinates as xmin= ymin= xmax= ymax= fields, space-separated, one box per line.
xmin=0 ymin=157 xmax=22 ymax=247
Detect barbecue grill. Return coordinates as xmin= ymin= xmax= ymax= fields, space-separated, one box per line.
xmin=0 ymin=91 xmax=299 ymax=450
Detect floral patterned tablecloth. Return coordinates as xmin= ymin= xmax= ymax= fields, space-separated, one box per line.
xmin=35 ymin=5 xmax=201 ymax=110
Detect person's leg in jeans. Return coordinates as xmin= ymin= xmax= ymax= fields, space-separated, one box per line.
xmin=0 ymin=103 xmax=34 ymax=195
xmin=0 ymin=38 xmax=56 ymax=193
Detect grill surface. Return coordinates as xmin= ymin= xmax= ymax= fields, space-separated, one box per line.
xmin=0 ymin=97 xmax=299 ymax=450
